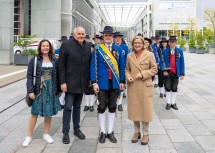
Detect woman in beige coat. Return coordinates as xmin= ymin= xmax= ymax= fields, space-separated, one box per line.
xmin=125 ymin=36 xmax=157 ymax=145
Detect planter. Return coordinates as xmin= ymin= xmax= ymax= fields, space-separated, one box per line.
xmin=189 ymin=48 xmax=197 ymax=53
xmin=14 ymin=54 xmax=34 ymax=65
xmin=209 ymin=48 xmax=215 ymax=54
xmin=196 ymin=48 xmax=205 ymax=54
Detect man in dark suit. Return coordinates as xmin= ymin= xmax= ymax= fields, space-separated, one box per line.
xmin=58 ymin=26 xmax=91 ymax=144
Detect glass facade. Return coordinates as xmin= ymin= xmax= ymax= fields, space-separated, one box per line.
xmin=14 ymin=0 xmax=20 ymax=36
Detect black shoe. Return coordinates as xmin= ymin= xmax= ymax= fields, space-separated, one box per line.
xmin=89 ymin=106 xmax=94 ymax=112
xmin=74 ymin=129 xmax=85 ymax=140
xmin=164 ymin=94 xmax=166 ymax=97
xmin=166 ymin=104 xmax=171 ymax=110
xmin=84 ymin=106 xmax=89 ymax=111
xmin=160 ymin=93 xmax=163 ymax=98
xmin=154 ymin=84 xmax=158 ymax=88
xmin=62 ymin=133 xmax=70 ymax=144
xmin=99 ymin=132 xmax=106 ymax=143
xmin=106 ymin=132 xmax=117 ymax=143
xmin=118 ymin=104 xmax=123 ymax=111
xmin=171 ymin=104 xmax=178 ymax=110
xmin=123 ymin=93 xmax=126 ymax=98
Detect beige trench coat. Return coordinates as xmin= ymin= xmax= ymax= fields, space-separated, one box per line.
xmin=125 ymin=51 xmax=157 ymax=122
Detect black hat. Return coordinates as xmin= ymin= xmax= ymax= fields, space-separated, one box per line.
xmin=58 ymin=36 xmax=68 ymax=42
xmin=155 ymin=35 xmax=160 ymax=39
xmin=114 ymin=32 xmax=124 ymax=37
xmin=137 ymin=33 xmax=142 ymax=36
xmin=93 ymin=34 xmax=101 ymax=40
xmin=100 ymin=26 xmax=114 ymax=34
xmin=85 ymin=35 xmax=90 ymax=39
xmin=151 ymin=36 xmax=155 ymax=40
xmin=144 ymin=37 xmax=152 ymax=44
xmin=160 ymin=37 xmax=169 ymax=43
xmin=99 ymin=35 xmax=103 ymax=40
xmin=69 ymin=35 xmax=73 ymax=40
xmin=169 ymin=36 xmax=177 ymax=41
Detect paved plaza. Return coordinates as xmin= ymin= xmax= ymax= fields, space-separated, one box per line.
xmin=0 ymin=52 xmax=215 ymax=153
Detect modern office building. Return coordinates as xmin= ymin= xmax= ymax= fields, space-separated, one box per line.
xmin=129 ymin=0 xmax=196 ymax=38
xmin=0 ymin=0 xmax=107 ymax=64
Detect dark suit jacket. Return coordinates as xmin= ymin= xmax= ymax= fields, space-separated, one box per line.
xmin=58 ymin=38 xmax=91 ymax=93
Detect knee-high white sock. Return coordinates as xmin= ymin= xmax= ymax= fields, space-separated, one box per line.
xmin=99 ymin=113 xmax=105 ymax=133
xmin=166 ymin=92 xmax=171 ymax=104
xmin=108 ymin=112 xmax=115 ymax=134
xmin=89 ymin=95 xmax=95 ymax=106
xmin=154 ymin=75 xmax=158 ymax=84
xmin=85 ymin=95 xmax=90 ymax=106
xmin=171 ymin=92 xmax=177 ymax=104
xmin=117 ymin=92 xmax=123 ymax=105
xmin=159 ymin=87 xmax=164 ymax=94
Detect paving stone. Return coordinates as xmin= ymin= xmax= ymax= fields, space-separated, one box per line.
xmin=167 ymin=129 xmax=195 ymax=142
xmin=171 ymin=108 xmax=194 ymax=116
xmin=177 ymin=115 xmax=201 ymax=125
xmin=122 ymin=140 xmax=149 ymax=153
xmin=0 ymin=115 xmax=28 ymax=137
xmin=85 ymin=109 xmax=98 ymax=117
xmin=96 ymin=148 xmax=122 ymax=153
xmin=201 ymin=120 xmax=215 ymax=130
xmin=69 ymin=138 xmax=98 ymax=153
xmin=0 ymin=136 xmax=4 ymax=143
xmin=156 ymin=110 xmax=178 ymax=119
xmin=161 ymin=119 xmax=185 ymax=130
xmin=16 ymin=139 xmax=46 ymax=153
xmin=195 ymin=136 xmax=215 ymax=152
xmin=185 ymin=105 xmax=205 ymax=112
xmin=193 ymin=112 xmax=215 ymax=120
xmin=148 ymin=135 xmax=174 ymax=150
xmin=81 ymin=126 xmax=99 ymax=139
xmin=82 ymin=117 xmax=99 ymax=127
xmin=149 ymin=125 xmax=167 ymax=135
xmin=174 ymin=142 xmax=205 ymax=153
xmin=122 ymin=128 xmax=134 ymax=141
xmin=185 ymin=124 xmax=213 ymax=136
xmin=149 ymin=149 xmax=177 ymax=153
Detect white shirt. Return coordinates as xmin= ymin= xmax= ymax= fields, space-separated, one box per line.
xmin=105 ymin=43 xmax=112 ymax=51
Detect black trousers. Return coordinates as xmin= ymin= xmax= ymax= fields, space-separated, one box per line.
xmin=62 ymin=93 xmax=83 ymax=133
xmin=164 ymin=74 xmax=179 ymax=92
xmin=158 ymin=68 xmax=164 ymax=87
xmin=98 ymin=80 xmax=118 ymax=113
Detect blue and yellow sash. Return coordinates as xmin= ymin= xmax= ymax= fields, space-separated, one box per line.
xmin=95 ymin=44 xmax=120 ymax=85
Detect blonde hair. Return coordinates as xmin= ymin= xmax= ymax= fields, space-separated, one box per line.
xmin=131 ymin=36 xmax=145 ymax=51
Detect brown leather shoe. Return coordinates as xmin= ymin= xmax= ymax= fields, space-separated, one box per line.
xmin=131 ymin=132 xmax=141 ymax=143
xmin=141 ymin=135 xmax=149 ymax=145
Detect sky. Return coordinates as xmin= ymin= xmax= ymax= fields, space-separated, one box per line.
xmin=196 ymin=0 xmax=215 ymax=28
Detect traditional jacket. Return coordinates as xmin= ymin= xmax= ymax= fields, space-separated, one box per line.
xmin=160 ymin=47 xmax=185 ymax=78
xmin=90 ymin=43 xmax=125 ymax=90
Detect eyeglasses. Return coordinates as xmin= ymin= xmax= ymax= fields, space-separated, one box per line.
xmin=134 ymin=42 xmax=143 ymax=45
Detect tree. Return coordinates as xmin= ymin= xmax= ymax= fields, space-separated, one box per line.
xmin=196 ymin=31 xmax=204 ymax=49
xmin=189 ymin=32 xmax=196 ymax=48
xmin=187 ymin=18 xmax=197 ymax=31
xmin=168 ymin=23 xmax=180 ymax=36
xmin=204 ymin=10 xmax=215 ymax=47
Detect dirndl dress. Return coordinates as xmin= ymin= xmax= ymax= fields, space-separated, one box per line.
xmin=31 ymin=64 xmax=61 ymax=117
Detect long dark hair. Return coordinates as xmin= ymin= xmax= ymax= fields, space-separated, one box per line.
xmin=160 ymin=42 xmax=169 ymax=50
xmin=37 ymin=39 xmax=54 ymax=56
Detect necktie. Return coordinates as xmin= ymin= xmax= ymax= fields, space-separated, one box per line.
xmin=108 ymin=45 xmax=111 ymax=51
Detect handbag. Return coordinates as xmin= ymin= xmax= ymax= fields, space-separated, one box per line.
xmin=26 ymin=56 xmax=37 ymax=107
